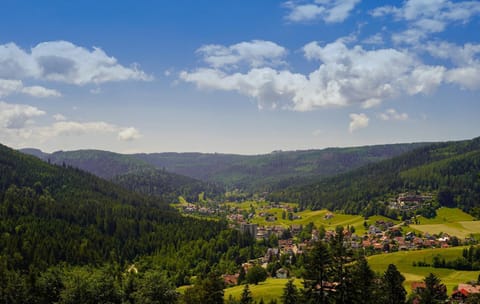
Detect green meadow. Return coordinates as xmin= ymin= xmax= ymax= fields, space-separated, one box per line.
xmin=224 ymin=278 xmax=303 ymax=302
xmin=368 ymin=247 xmax=480 ymax=294
xmin=222 ymin=247 xmax=480 ymax=301
xmin=225 ymin=201 xmax=400 ymax=235
xmin=410 ymin=207 xmax=479 ymax=238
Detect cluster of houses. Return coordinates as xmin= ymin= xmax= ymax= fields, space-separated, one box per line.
xmin=222 ymin=204 xmax=480 ymax=303
xmin=241 ymin=219 xmax=457 ymax=255
xmin=358 ymin=221 xmax=453 ymax=252
xmin=411 ymin=281 xmax=480 ymax=303
xmin=182 ymin=204 xmax=219 ymax=215
xmin=388 ymin=193 xmax=433 ymax=211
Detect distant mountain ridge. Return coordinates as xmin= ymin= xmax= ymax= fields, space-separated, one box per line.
xmin=21 ymin=148 xmax=223 ymax=202
xmin=133 ymin=143 xmax=429 ymax=191
xmin=270 ymin=137 xmax=480 ymax=217
xmin=22 ymin=142 xmax=429 ymax=194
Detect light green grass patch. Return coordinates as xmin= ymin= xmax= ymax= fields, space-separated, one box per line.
xmin=368 ymin=247 xmax=480 ymax=294
xmin=410 ymin=221 xmax=480 ymax=239
xmin=224 ymin=278 xmax=302 ymax=302
xmin=416 ymin=208 xmax=474 ymax=224
xmin=249 ymin=206 xmax=400 ymax=235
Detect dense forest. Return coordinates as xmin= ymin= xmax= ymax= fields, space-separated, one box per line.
xmin=0 ymin=143 xmax=257 ymax=303
xmin=5 ymin=138 xmax=480 ymax=303
xmin=22 ymin=148 xmax=224 ymax=202
xmin=24 ymin=143 xmax=427 ymax=194
xmin=270 ymin=137 xmax=480 ymax=217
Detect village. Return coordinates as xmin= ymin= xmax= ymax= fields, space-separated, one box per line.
xmin=177 ymin=195 xmax=480 ymax=301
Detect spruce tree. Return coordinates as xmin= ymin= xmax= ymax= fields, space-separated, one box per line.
xmin=240 ymin=284 xmax=254 ymax=304
xmin=419 ymin=273 xmax=447 ymax=304
xmin=302 ymin=241 xmax=332 ymax=304
xmin=348 ymin=256 xmax=375 ymax=304
xmin=281 ymin=279 xmax=299 ymax=304
xmin=381 ymin=264 xmax=406 ymax=304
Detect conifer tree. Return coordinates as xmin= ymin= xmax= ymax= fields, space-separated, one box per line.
xmin=302 ymin=241 xmax=332 ymax=304
xmin=281 ymin=279 xmax=299 ymax=304
xmin=240 ymin=284 xmax=254 ymax=304
xmin=381 ymin=264 xmax=406 ymax=304
xmin=347 ymin=256 xmax=375 ymax=304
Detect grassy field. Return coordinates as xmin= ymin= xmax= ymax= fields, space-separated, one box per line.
xmin=409 ymin=207 xmax=479 ymax=238
xmin=368 ymin=247 xmax=480 ymax=294
xmin=224 ymin=278 xmax=302 ymax=302
xmin=225 ymin=201 xmax=400 ymax=235
xmin=222 ymin=247 xmax=480 ymax=300
xmin=416 ymin=207 xmax=474 ymax=224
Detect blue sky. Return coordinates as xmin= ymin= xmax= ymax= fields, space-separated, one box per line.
xmin=1 ymin=0 xmax=479 ymax=154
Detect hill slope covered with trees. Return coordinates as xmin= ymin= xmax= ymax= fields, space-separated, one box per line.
xmin=270 ymin=137 xmax=480 ymax=217
xmin=21 ymin=148 xmax=223 ymax=202
xmin=24 ymin=143 xmax=428 ymax=195
xmin=0 ymin=143 xmax=256 ymax=303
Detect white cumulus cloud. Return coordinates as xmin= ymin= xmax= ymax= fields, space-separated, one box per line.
xmin=21 ymin=85 xmax=61 ymax=97
xmin=0 ymin=41 xmax=151 ymax=85
xmin=0 ymin=78 xmax=61 ymax=98
xmin=0 ymin=79 xmax=23 ymax=97
xmin=349 ymin=113 xmax=369 ymax=133
xmin=421 ymin=41 xmax=480 ymax=89
xmin=118 ymin=127 xmax=142 ymax=141
xmin=0 ymin=101 xmax=46 ymax=129
xmin=378 ymin=109 xmax=409 ymax=121
xmin=181 ymin=39 xmax=446 ymax=111
xmin=285 ymin=0 xmax=361 ymax=23
xmin=196 ymin=40 xmax=287 ymax=69
xmin=0 ymin=101 xmax=142 ymax=147
xmin=372 ymin=0 xmax=480 ymax=44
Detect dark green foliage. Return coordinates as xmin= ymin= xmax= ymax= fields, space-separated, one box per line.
xmin=281 ymin=279 xmax=299 ymax=304
xmin=416 ymin=246 xmax=480 ymax=271
xmin=132 ymin=271 xmax=178 ymax=304
xmin=302 ymin=241 xmax=332 ymax=304
xmin=238 ymin=266 xmax=246 ymax=285
xmin=182 ymin=272 xmax=224 ymax=304
xmin=0 ymin=143 xmax=264 ymax=302
xmin=246 ymin=265 xmax=268 ymax=285
xmin=240 ymin=284 xmax=253 ymax=304
xmin=112 ymin=169 xmax=224 ymax=202
xmin=413 ymin=273 xmax=447 ymax=304
xmin=272 ymin=137 xmax=480 ymax=216
xmin=129 ymin=143 xmax=427 ymax=192
xmin=58 ymin=267 xmax=122 ymax=304
xmin=22 ymin=148 xmax=223 ymax=202
xmin=346 ymin=256 xmax=375 ymax=304
xmin=465 ymin=293 xmax=480 ymax=304
xmin=380 ymin=264 xmax=406 ymax=304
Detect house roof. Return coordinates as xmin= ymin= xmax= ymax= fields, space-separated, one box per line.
xmin=457 ymin=283 xmax=480 ymax=294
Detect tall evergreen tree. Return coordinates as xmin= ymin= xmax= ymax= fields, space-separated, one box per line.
xmin=200 ymin=272 xmax=225 ymax=304
xmin=416 ymin=273 xmax=447 ymax=304
xmin=302 ymin=241 xmax=332 ymax=304
xmin=347 ymin=256 xmax=375 ymax=304
xmin=281 ymin=279 xmax=299 ymax=304
xmin=380 ymin=264 xmax=406 ymax=304
xmin=330 ymin=226 xmax=351 ymax=303
xmin=240 ymin=284 xmax=254 ymax=304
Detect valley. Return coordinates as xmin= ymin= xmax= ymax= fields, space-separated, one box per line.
xmin=2 ymin=137 xmax=480 ymax=303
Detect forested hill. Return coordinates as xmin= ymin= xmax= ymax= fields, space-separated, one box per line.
xmin=270 ymin=137 xmax=480 ymax=216
xmin=0 ymin=143 xmax=227 ymax=269
xmin=134 ymin=143 xmax=428 ymax=191
xmin=23 ymin=143 xmax=427 ymax=195
xmin=21 ymin=148 xmax=224 ymax=202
